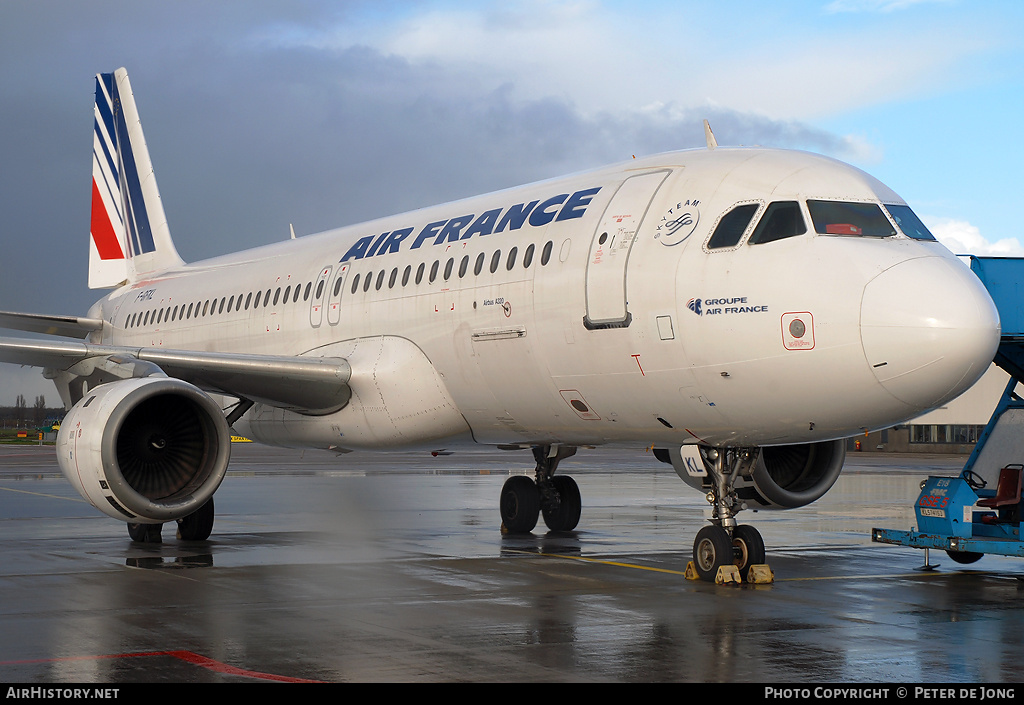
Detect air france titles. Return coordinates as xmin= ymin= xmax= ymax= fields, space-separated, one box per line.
xmin=339 ymin=187 xmax=602 ymax=263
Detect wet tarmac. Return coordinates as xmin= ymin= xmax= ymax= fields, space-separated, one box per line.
xmin=1 ymin=443 xmax=1022 ymax=683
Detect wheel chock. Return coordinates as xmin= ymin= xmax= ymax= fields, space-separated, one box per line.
xmin=684 ymin=561 xmax=700 ymax=580
xmin=715 ymin=565 xmax=742 ymax=585
xmin=746 ymin=564 xmax=774 ymax=584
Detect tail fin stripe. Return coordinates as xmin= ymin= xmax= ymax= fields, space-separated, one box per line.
xmin=93 ymin=121 xmax=119 ymax=189
xmin=90 ymin=178 xmax=125 ymax=260
xmin=92 ymin=150 xmax=123 ymax=233
xmin=94 ymin=75 xmax=117 ymax=155
xmin=93 ymin=76 xmax=120 ymax=202
xmin=121 ymin=173 xmax=141 ymax=258
xmin=109 ymin=78 xmax=156 ymax=255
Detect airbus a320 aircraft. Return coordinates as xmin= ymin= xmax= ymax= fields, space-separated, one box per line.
xmin=0 ymin=69 xmax=1001 ymax=581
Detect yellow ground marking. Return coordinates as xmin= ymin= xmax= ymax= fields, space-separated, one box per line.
xmin=777 ymin=572 xmax=946 ymax=582
xmin=506 ymin=549 xmax=689 ymax=575
xmin=509 ymin=548 xmax=950 ymax=582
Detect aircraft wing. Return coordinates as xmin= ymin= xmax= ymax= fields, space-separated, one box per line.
xmin=0 ymin=310 xmax=105 ymax=338
xmin=0 ymin=335 xmax=351 ymax=414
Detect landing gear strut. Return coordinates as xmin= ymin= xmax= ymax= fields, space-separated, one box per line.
xmin=690 ymin=447 xmax=766 ymax=581
xmin=500 ymin=444 xmax=580 ymax=533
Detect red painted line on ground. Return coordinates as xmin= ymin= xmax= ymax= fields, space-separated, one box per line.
xmin=0 ymin=650 xmax=323 ymax=682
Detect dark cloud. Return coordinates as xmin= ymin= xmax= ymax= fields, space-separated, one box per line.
xmin=0 ymin=1 xmax=863 ymax=313
xmin=0 ymin=1 xmax=864 ymax=405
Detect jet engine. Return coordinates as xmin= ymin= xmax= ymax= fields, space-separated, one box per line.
xmin=56 ymin=377 xmax=231 ymax=523
xmin=740 ymin=440 xmax=845 ymax=509
xmin=657 ymin=439 xmax=845 ymax=510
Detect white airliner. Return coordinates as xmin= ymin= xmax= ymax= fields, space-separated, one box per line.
xmin=0 ymin=69 xmax=1001 ymax=580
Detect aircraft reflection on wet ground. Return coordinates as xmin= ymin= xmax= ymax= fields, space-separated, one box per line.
xmin=1 ymin=444 xmax=1022 ymax=682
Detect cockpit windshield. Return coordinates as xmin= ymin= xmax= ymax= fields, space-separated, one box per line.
xmin=883 ymin=204 xmax=936 ymax=241
xmin=807 ymin=200 xmax=896 ymax=238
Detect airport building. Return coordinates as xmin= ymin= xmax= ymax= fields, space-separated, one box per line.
xmin=849 ymin=364 xmax=1011 ymax=454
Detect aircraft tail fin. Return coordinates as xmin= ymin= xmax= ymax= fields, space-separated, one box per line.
xmin=90 ymin=68 xmax=184 ymax=289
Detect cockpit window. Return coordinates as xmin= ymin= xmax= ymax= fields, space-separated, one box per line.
xmin=883 ymin=204 xmax=936 ymax=241
xmin=708 ymin=203 xmax=759 ymax=249
xmin=748 ymin=201 xmax=806 ymax=245
xmin=807 ymin=200 xmax=895 ymax=238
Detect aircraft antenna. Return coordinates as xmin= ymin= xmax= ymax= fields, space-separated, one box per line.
xmin=703 ymin=120 xmax=718 ymax=150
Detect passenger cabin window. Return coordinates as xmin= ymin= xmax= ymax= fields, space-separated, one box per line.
xmin=807 ymin=200 xmax=895 ymax=238
xmin=708 ymin=204 xmax=759 ymax=249
xmin=541 ymin=241 xmax=553 ymax=265
xmin=748 ymin=201 xmax=806 ymax=245
xmin=884 ymin=204 xmax=936 ymax=241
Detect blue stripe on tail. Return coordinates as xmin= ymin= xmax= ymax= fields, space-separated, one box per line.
xmin=101 ymin=73 xmax=156 ymax=256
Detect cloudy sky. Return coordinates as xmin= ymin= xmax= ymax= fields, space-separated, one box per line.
xmin=0 ymin=0 xmax=1022 ymax=404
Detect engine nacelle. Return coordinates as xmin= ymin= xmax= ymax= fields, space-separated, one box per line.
xmin=740 ymin=440 xmax=845 ymax=509
xmin=657 ymin=440 xmax=845 ymax=510
xmin=56 ymin=377 xmax=231 ymax=523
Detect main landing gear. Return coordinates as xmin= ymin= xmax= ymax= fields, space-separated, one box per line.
xmin=500 ymin=445 xmax=581 ymax=533
xmin=690 ymin=447 xmax=766 ymax=582
xmin=127 ymin=497 xmax=216 ymax=543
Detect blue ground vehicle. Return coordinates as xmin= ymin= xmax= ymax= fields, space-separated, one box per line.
xmin=873 ymin=257 xmax=1024 ymax=564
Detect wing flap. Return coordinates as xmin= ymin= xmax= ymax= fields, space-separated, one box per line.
xmin=0 ymin=337 xmax=351 ymax=414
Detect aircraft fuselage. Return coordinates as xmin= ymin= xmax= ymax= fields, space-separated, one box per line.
xmin=89 ymin=147 xmax=1000 ymax=452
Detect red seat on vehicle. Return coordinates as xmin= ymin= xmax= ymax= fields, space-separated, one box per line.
xmin=977 ymin=464 xmax=1023 ymax=510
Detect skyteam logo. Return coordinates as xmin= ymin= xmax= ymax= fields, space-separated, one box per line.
xmin=656 ymin=200 xmax=701 ymax=246
xmin=687 ymin=298 xmax=702 ymax=316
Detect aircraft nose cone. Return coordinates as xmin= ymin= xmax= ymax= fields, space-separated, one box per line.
xmin=860 ymin=256 xmax=1000 ymax=410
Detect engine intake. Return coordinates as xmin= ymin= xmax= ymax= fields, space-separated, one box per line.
xmin=743 ymin=440 xmax=845 ymax=509
xmin=656 ymin=440 xmax=845 ymax=510
xmin=57 ymin=377 xmax=230 ymax=523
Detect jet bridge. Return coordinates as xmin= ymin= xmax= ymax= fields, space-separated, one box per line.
xmin=958 ymin=256 xmax=1024 ymax=485
xmin=872 ymin=256 xmax=1024 ymax=561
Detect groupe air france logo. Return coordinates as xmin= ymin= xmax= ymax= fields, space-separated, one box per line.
xmin=687 ymin=298 xmax=702 ymax=316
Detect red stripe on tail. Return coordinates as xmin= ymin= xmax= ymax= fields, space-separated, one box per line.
xmin=90 ymin=178 xmax=124 ymax=260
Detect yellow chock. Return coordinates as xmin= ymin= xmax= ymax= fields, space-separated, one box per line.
xmin=684 ymin=561 xmax=700 ymax=580
xmin=715 ymin=564 xmax=742 ymax=585
xmin=746 ymin=564 xmax=774 ymax=584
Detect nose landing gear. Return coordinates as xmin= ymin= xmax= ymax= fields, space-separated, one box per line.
xmin=692 ymin=523 xmax=766 ymax=581
xmin=691 ymin=447 xmax=767 ymax=582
